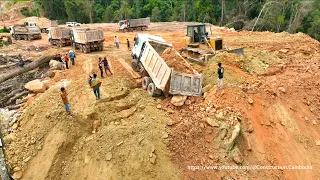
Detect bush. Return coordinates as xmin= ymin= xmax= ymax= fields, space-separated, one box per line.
xmin=0 ymin=26 xmax=10 ymax=33
xmin=20 ymin=7 xmax=38 ymax=17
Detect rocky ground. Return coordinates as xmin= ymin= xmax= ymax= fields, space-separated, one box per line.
xmin=0 ymin=20 xmax=319 ymax=180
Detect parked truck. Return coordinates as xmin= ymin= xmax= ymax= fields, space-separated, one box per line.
xmin=131 ymin=34 xmax=203 ymax=97
xmin=9 ymin=25 xmax=42 ymax=40
xmin=24 ymin=20 xmax=58 ymax=33
xmin=70 ymin=28 xmax=104 ymax=53
xmin=47 ymin=27 xmax=71 ymax=47
xmin=119 ymin=17 xmax=150 ymax=32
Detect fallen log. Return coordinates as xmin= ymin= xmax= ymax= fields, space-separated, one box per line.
xmin=6 ymin=103 xmax=24 ymax=110
xmin=0 ymin=55 xmax=54 ymax=84
xmin=1 ymin=89 xmax=24 ymax=105
xmin=0 ymin=63 xmax=17 ymax=70
xmin=6 ymin=91 xmax=30 ymax=106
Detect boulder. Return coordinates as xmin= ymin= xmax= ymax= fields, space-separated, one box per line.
xmin=171 ymin=95 xmax=188 ymax=107
xmin=24 ymin=79 xmax=46 ymax=93
xmin=49 ymin=60 xmax=62 ymax=70
xmin=12 ymin=170 xmax=23 ymax=180
xmin=205 ymin=117 xmax=219 ymax=127
xmin=41 ymin=78 xmax=55 ymax=89
xmin=231 ymin=147 xmax=244 ymax=164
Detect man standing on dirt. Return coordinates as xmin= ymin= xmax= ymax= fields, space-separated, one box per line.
xmin=69 ymin=50 xmax=76 ymax=66
xmin=98 ymin=57 xmax=104 ymax=78
xmin=60 ymin=87 xmax=74 ymax=116
xmin=57 ymin=54 xmax=65 ymax=70
xmin=64 ymin=54 xmax=69 ymax=69
xmin=90 ymin=74 xmax=102 ymax=100
xmin=114 ymin=36 xmax=119 ymax=49
xmin=127 ymin=39 xmax=130 ymax=50
xmin=217 ymin=62 xmax=224 ymax=89
xmin=102 ymin=57 xmax=113 ymax=76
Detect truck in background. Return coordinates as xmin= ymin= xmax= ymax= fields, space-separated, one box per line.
xmin=24 ymin=20 xmax=58 ymax=33
xmin=47 ymin=27 xmax=71 ymax=47
xmin=70 ymin=28 xmax=104 ymax=53
xmin=9 ymin=25 xmax=42 ymax=40
xmin=119 ymin=17 xmax=150 ymax=32
xmin=131 ymin=34 xmax=203 ymax=97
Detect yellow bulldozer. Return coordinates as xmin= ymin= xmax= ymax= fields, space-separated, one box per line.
xmin=181 ymin=24 xmax=243 ymax=65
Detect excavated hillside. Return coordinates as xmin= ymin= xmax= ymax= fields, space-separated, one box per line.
xmin=0 ymin=22 xmax=319 ymax=180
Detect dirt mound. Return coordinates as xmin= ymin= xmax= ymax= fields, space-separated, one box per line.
xmin=161 ymin=47 xmax=194 ymax=74
xmin=5 ymin=53 xmax=179 ymax=179
xmin=16 ymin=17 xmax=51 ymax=26
xmin=0 ymin=1 xmax=33 ymax=21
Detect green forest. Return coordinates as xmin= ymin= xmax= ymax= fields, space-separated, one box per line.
xmin=29 ymin=0 xmax=320 ymax=40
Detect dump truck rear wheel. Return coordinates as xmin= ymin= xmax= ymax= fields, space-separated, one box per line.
xmin=83 ymin=45 xmax=89 ymax=53
xmin=24 ymin=35 xmax=28 ymax=40
xmin=131 ymin=60 xmax=139 ymax=72
xmin=142 ymin=77 xmax=152 ymax=90
xmin=147 ymin=83 xmax=161 ymax=97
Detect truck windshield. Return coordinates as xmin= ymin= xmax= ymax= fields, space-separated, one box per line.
xmin=119 ymin=21 xmax=125 ymax=26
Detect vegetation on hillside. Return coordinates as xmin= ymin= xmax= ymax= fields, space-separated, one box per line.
xmin=24 ymin=0 xmax=320 ymax=40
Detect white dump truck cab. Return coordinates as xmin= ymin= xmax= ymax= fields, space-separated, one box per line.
xmin=119 ymin=20 xmax=128 ymax=30
xmin=132 ymin=34 xmax=167 ymax=59
xmin=9 ymin=26 xmax=14 ymax=36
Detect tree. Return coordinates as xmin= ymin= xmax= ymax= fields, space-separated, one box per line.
xmin=151 ymin=7 xmax=161 ymax=22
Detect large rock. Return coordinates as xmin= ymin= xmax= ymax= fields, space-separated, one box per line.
xmin=49 ymin=60 xmax=62 ymax=70
xmin=24 ymin=79 xmax=46 ymax=93
xmin=171 ymin=95 xmax=188 ymax=107
xmin=41 ymin=78 xmax=55 ymax=89
xmin=12 ymin=170 xmax=23 ymax=180
xmin=231 ymin=147 xmax=244 ymax=164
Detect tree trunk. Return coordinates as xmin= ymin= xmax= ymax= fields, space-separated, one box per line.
xmin=220 ymin=0 xmax=227 ymax=26
xmin=6 ymin=91 xmax=30 ymax=106
xmin=0 ymin=56 xmax=53 ymax=84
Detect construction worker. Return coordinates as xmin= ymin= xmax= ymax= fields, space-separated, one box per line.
xmin=102 ymin=57 xmax=113 ymax=76
xmin=63 ymin=54 xmax=69 ymax=69
xmin=217 ymin=62 xmax=224 ymax=89
xmin=114 ymin=36 xmax=119 ymax=49
xmin=57 ymin=54 xmax=65 ymax=70
xmin=60 ymin=87 xmax=74 ymax=116
xmin=90 ymin=74 xmax=102 ymax=100
xmin=98 ymin=57 xmax=104 ymax=78
xmin=127 ymin=39 xmax=130 ymax=50
xmin=68 ymin=50 xmax=76 ymax=65
xmin=18 ymin=59 xmax=25 ymax=68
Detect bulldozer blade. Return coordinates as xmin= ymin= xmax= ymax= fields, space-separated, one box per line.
xmin=227 ymin=48 xmax=244 ymax=55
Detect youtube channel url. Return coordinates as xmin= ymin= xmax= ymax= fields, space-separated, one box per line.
xmin=187 ymin=165 xmax=313 ymax=171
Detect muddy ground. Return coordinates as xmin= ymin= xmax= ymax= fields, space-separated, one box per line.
xmin=0 ymin=22 xmax=319 ymax=180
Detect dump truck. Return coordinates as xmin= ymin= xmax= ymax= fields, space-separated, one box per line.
xmin=9 ymin=25 xmax=42 ymax=40
xmin=47 ymin=27 xmax=71 ymax=47
xmin=70 ymin=28 xmax=104 ymax=53
xmin=131 ymin=34 xmax=203 ymax=97
xmin=24 ymin=20 xmax=58 ymax=33
xmin=119 ymin=18 xmax=150 ymax=32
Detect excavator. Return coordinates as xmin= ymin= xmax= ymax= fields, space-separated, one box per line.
xmin=181 ymin=24 xmax=244 ymax=65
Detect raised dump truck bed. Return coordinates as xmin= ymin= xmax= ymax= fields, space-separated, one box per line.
xmin=70 ymin=28 xmax=104 ymax=53
xmin=47 ymin=27 xmax=71 ymax=47
xmin=131 ymin=34 xmax=203 ymax=97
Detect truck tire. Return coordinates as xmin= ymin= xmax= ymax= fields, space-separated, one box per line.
xmin=99 ymin=43 xmax=104 ymax=51
xmin=83 ymin=45 xmax=89 ymax=53
xmin=147 ymin=83 xmax=161 ymax=97
xmin=41 ymin=29 xmax=46 ymax=33
xmin=142 ymin=76 xmax=152 ymax=90
xmin=27 ymin=35 xmax=32 ymax=41
xmin=138 ymin=62 xmax=145 ymax=74
xmin=24 ymin=35 xmax=28 ymax=40
xmin=49 ymin=39 xmax=54 ymax=45
xmin=131 ymin=59 xmax=139 ymax=72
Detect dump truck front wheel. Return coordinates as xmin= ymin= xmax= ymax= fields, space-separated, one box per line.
xmin=142 ymin=76 xmax=152 ymax=90
xmin=147 ymin=83 xmax=161 ymax=97
xmin=83 ymin=45 xmax=89 ymax=53
xmin=131 ymin=59 xmax=139 ymax=72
